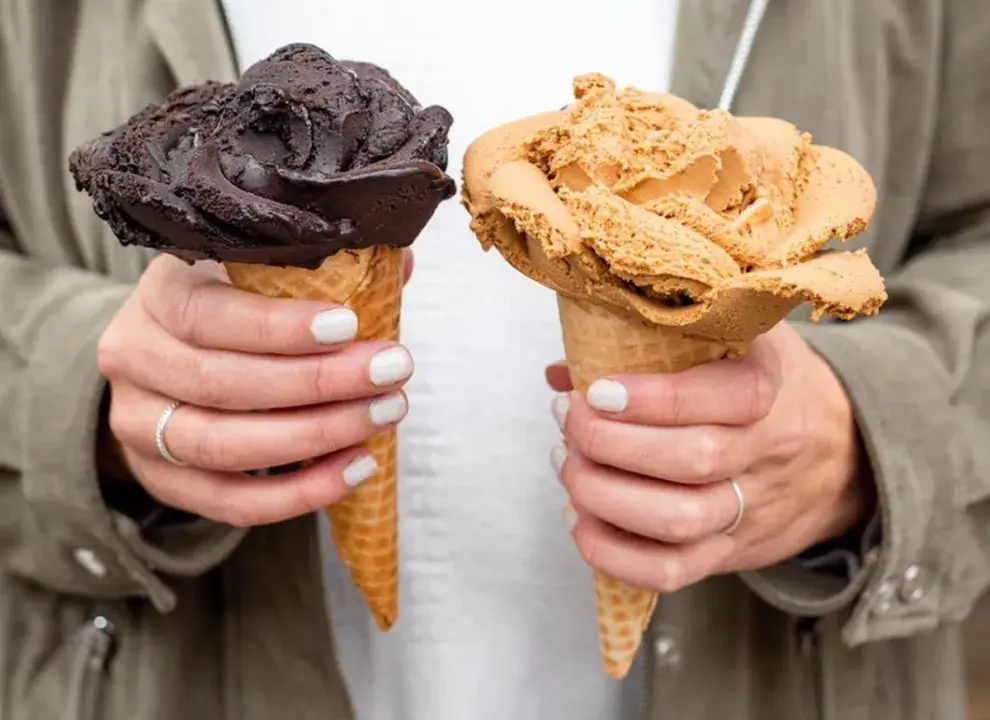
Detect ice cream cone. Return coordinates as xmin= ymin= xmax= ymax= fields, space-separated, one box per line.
xmin=225 ymin=246 xmax=404 ymax=631
xmin=462 ymin=74 xmax=887 ymax=679
xmin=558 ymin=294 xmax=724 ymax=678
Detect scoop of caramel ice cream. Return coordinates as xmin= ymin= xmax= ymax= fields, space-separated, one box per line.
xmin=463 ymin=74 xmax=886 ymax=351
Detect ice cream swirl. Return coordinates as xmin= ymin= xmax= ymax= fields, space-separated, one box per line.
xmin=463 ymin=75 xmax=886 ymax=350
xmin=71 ymin=44 xmax=456 ymax=269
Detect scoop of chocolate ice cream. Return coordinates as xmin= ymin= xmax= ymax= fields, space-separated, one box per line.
xmin=70 ymin=44 xmax=456 ymax=268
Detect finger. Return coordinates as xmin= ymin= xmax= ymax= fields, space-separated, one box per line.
xmin=111 ymin=384 xmax=408 ymax=473
xmin=141 ymin=254 xmax=360 ymax=355
xmin=98 ymin=318 xmax=414 ymax=411
xmin=566 ymin=506 xmax=734 ymax=594
xmin=545 ymin=361 xmax=573 ymax=393
xmin=133 ymin=447 xmax=381 ymax=528
xmin=553 ymin=445 xmax=740 ymax=543
xmin=563 ymin=394 xmax=759 ymax=483
xmin=582 ymin=339 xmax=782 ymax=426
xmin=403 ymin=248 xmax=414 ymax=285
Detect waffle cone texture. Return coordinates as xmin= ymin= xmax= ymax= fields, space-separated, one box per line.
xmin=225 ymin=246 xmax=403 ymax=631
xmin=560 ymin=295 xmax=725 ymax=678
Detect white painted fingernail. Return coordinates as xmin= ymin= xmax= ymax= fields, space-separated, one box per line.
xmin=562 ymin=503 xmax=578 ymax=531
xmin=550 ymin=444 xmax=568 ymax=476
xmin=369 ymin=393 xmax=408 ymax=426
xmin=311 ymin=308 xmax=358 ymax=344
xmin=552 ymin=393 xmax=570 ymax=430
xmin=369 ymin=347 xmax=414 ymax=386
xmin=587 ymin=379 xmax=628 ymax=413
xmin=343 ymin=454 xmax=379 ymax=487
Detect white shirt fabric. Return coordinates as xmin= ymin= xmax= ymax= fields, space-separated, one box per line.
xmin=220 ymin=2 xmax=680 ymax=718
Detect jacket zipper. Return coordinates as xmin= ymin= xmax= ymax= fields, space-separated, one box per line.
xmin=64 ymin=617 xmax=117 ymax=720
xmin=640 ymin=644 xmax=651 ymax=720
xmin=797 ymin=618 xmax=825 ymax=720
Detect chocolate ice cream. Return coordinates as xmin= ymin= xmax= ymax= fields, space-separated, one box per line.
xmin=70 ymin=44 xmax=456 ymax=269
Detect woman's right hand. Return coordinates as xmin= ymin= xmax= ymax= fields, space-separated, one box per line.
xmin=96 ymin=254 xmax=413 ymax=527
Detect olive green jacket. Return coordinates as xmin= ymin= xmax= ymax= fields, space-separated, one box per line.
xmin=0 ymin=0 xmax=987 ymax=719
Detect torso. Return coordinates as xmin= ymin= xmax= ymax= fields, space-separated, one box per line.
xmin=220 ymin=1 xmax=679 ymax=718
xmin=3 ymin=0 xmax=969 ymax=718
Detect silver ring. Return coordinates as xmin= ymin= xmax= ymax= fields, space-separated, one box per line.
xmin=723 ymin=479 xmax=745 ymax=535
xmin=155 ymin=401 xmax=187 ymax=466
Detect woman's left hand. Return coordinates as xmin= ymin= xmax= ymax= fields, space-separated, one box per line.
xmin=546 ymin=322 xmax=874 ymax=593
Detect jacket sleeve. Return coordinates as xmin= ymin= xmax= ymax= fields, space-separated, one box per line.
xmin=0 ymin=213 xmax=246 ymax=614
xmin=740 ymin=0 xmax=990 ymax=646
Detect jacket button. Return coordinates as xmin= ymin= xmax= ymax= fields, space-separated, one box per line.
xmin=871 ymin=581 xmax=896 ymax=616
xmin=73 ymin=548 xmax=108 ymax=578
xmin=652 ymin=634 xmax=682 ymax=668
xmin=898 ymin=565 xmax=928 ymax=603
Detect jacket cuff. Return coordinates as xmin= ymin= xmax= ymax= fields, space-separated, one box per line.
xmin=739 ymin=513 xmax=881 ymax=617
xmin=742 ymin=318 xmax=989 ymax=646
xmin=14 ymin=279 xmax=245 ymax=612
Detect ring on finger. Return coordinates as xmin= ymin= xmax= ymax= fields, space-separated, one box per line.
xmin=155 ymin=400 xmax=187 ymax=467
xmin=722 ymin=479 xmax=745 ymax=535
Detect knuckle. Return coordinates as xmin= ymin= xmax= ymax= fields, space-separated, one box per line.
xmin=665 ymin=498 xmax=707 ymax=542
xmin=193 ymin=432 xmax=240 ymax=472
xmin=690 ymin=432 xmax=726 ymax=481
xmin=659 ymin=379 xmax=685 ymax=424
xmin=288 ymin=476 xmax=328 ymax=516
xmin=574 ymin=528 xmax=602 ymax=570
xmin=96 ymin=330 xmax=127 ymax=379
xmin=136 ymin=257 xmax=165 ymax=297
xmin=574 ymin=416 xmax=606 ymax=461
xmin=168 ymin=287 xmax=205 ymax=345
xmin=307 ymin=419 xmax=347 ymax=458
xmin=106 ymin=400 xmax=135 ymax=445
xmin=745 ymin=363 xmax=777 ymax=421
xmin=653 ymin=556 xmax=688 ymax=594
xmin=564 ymin=467 xmax=591 ymax=507
xmin=205 ymin=486 xmax=258 ymax=528
xmin=216 ymin=502 xmax=257 ymax=529
xmin=251 ymin=307 xmax=280 ymax=349
xmin=310 ymin=354 xmax=340 ymax=402
xmin=135 ymin=469 xmax=172 ymax=506
xmin=190 ymin=357 xmax=238 ymax=409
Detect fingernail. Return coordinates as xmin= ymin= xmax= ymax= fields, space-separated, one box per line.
xmin=369 ymin=347 xmax=414 ymax=387
xmin=369 ymin=392 xmax=408 ymax=426
xmin=343 ymin=454 xmax=379 ymax=487
xmin=552 ymin=393 xmax=570 ymax=430
xmin=587 ymin=379 xmax=628 ymax=413
xmin=311 ymin=308 xmax=358 ymax=344
xmin=550 ymin=443 xmax=568 ymax=477
xmin=562 ymin=503 xmax=578 ymax=532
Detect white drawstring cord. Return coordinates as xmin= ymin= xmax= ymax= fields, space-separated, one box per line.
xmin=717 ymin=0 xmax=771 ymax=111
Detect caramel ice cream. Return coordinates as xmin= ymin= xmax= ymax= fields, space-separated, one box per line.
xmin=462 ymin=74 xmax=886 ymax=678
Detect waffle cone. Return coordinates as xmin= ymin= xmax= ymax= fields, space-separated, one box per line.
xmin=558 ymin=294 xmax=726 ymax=678
xmin=225 ymin=246 xmax=403 ymax=631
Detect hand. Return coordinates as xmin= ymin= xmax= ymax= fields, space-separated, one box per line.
xmin=546 ymin=322 xmax=874 ymax=593
xmin=96 ymin=251 xmax=415 ymax=527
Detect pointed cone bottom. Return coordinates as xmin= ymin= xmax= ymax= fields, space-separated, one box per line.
xmin=558 ymin=294 xmax=726 ymax=678
xmin=225 ymin=247 xmax=403 ymax=631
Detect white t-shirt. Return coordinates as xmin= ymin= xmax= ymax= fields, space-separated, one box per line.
xmin=220 ymin=2 xmax=680 ymax=719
